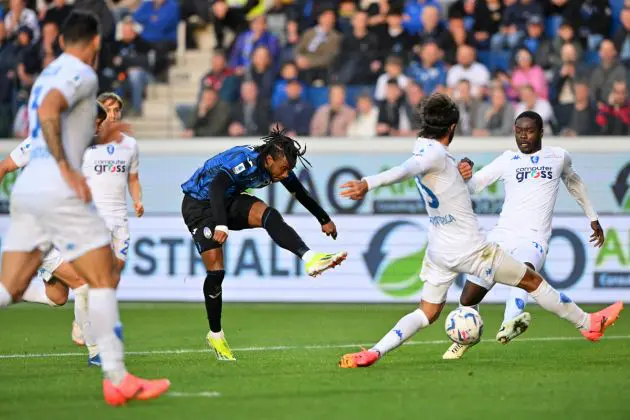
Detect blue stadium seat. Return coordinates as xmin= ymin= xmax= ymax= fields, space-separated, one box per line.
xmin=477 ymin=51 xmax=492 ymax=69
xmin=610 ymin=0 xmax=624 ymax=36
xmin=584 ymin=50 xmax=601 ymax=66
xmin=305 ymin=86 xmax=329 ymax=108
xmin=490 ymin=51 xmax=511 ymax=72
xmin=546 ymin=15 xmax=563 ymax=39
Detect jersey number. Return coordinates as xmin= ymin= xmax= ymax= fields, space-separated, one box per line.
xmin=415 ymin=177 xmax=439 ymax=209
xmin=30 ymin=85 xmax=44 ymax=138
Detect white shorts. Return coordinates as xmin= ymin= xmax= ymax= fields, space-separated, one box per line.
xmin=4 ymin=194 xmax=111 ymax=262
xmin=36 ymin=247 xmax=64 ymax=282
xmin=420 ymin=242 xmax=527 ymax=304
xmin=467 ymin=231 xmax=547 ymax=290
xmin=103 ymin=216 xmax=130 ymax=262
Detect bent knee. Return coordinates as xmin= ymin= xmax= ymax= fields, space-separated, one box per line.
xmin=517 ymin=268 xmax=543 ymax=293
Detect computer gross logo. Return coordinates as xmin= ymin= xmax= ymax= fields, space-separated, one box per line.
xmin=363 ymin=221 xmax=427 ymax=297
xmin=515 ymin=166 xmax=553 ymax=183
xmin=94 ymin=160 xmax=127 ymax=175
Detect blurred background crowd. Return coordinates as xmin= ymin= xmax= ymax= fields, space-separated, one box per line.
xmin=1 ymin=0 xmax=629 ymax=139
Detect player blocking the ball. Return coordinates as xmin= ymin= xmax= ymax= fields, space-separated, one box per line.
xmin=338 ymin=93 xmax=623 ymax=369
xmin=181 ymin=127 xmax=347 ymax=361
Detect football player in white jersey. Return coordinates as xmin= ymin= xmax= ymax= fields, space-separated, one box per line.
xmin=442 ymin=111 xmax=605 ymax=360
xmin=0 ymin=11 xmax=169 ymax=405
xmin=337 ymin=93 xmax=622 ymax=369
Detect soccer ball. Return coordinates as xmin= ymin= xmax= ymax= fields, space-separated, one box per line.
xmin=445 ymin=307 xmax=484 ymax=345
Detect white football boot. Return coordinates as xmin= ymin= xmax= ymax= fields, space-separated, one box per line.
xmin=496 ymin=312 xmax=532 ymax=344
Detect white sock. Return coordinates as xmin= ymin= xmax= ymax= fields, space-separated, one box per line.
xmin=371 ymin=309 xmax=430 ymax=356
xmin=301 ymin=250 xmax=314 ymax=262
xmin=88 ymin=288 xmax=127 ymax=384
xmin=503 ymin=287 xmax=529 ymax=325
xmin=0 ymin=284 xmax=12 ymax=307
xmin=22 ymin=282 xmax=57 ymax=307
xmin=529 ymin=280 xmax=589 ymax=330
xmin=209 ymin=330 xmax=224 ymax=339
xmin=73 ymin=285 xmax=98 ymax=357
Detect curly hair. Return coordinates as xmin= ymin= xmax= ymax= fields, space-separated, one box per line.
xmin=416 ymin=93 xmax=460 ymax=140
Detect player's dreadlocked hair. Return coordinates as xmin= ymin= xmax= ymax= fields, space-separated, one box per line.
xmin=255 ymin=126 xmax=311 ymax=169
xmin=417 ymin=93 xmax=460 ymax=140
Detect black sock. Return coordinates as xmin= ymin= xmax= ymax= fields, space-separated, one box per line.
xmin=203 ymin=270 xmax=225 ymax=333
xmin=262 ymin=207 xmax=309 ymax=258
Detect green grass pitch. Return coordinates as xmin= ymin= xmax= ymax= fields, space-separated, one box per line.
xmin=1 ymin=303 xmax=629 ymax=420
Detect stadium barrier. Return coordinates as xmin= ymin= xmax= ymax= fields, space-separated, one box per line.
xmin=0 ymin=214 xmax=628 ymax=303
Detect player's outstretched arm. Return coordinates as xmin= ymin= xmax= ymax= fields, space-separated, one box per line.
xmin=281 ymin=173 xmax=337 ymax=239
xmin=0 ymin=156 xmax=19 ymax=185
xmin=465 ymin=153 xmax=506 ymax=194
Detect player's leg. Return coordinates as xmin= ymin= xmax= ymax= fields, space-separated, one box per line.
xmin=21 ymin=277 xmax=69 ymax=306
xmin=240 ymin=197 xmax=346 ymax=276
xmin=108 ymin=222 xmax=130 ymax=289
xmin=339 ymin=256 xmax=452 ymax=368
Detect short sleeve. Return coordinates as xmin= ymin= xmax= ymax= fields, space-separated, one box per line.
xmin=53 ymin=68 xmax=98 ymax=109
xmin=10 ymin=137 xmax=33 ymax=168
xmin=220 ymin=152 xmax=250 ymax=182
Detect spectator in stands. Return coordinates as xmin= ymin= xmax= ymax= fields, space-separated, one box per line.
xmin=310 ymin=84 xmax=355 ymax=136
xmin=596 ymin=80 xmax=630 ymax=135
xmin=109 ymin=0 xmax=141 ymax=23
xmin=133 ymin=0 xmax=179 ymax=53
xmin=400 ymin=80 xmax=424 ymax=135
xmin=376 ymin=79 xmax=410 ymax=136
xmin=295 ymin=7 xmax=341 ymax=84
xmin=515 ymin=84 xmax=555 ymax=133
xmin=38 ymin=20 xmax=60 ymax=68
xmin=230 ymin=15 xmax=280 ymax=75
xmin=332 ymin=10 xmax=381 ymax=85
xmin=0 ymin=21 xmax=15 ymax=138
xmin=4 ymin=0 xmax=39 ymax=42
xmin=417 ymin=5 xmax=443 ymax=45
xmin=273 ymin=78 xmax=314 ymax=136
xmin=511 ymin=48 xmax=548 ymax=100
xmin=491 ymin=0 xmax=543 ymax=51
xmin=403 ymin=0 xmax=441 ymax=36
xmin=549 ymin=20 xmax=583 ymax=73
xmin=473 ymin=84 xmax=515 ymax=136
xmin=113 ymin=17 xmax=156 ymax=116
xmin=472 ymin=0 xmax=503 ymax=50
xmin=438 ymin=16 xmax=473 ymax=65
xmin=228 ymin=80 xmax=270 ymax=137
xmin=375 ymin=55 xmax=409 ymax=102
xmin=266 ymin=0 xmax=296 ymax=48
xmin=244 ymin=46 xmax=276 ymax=100
xmin=211 ymin=0 xmax=258 ymax=51
xmin=613 ymin=6 xmax=630 ymax=67
xmin=348 ymin=92 xmax=378 ymax=137
xmin=447 ymin=44 xmax=490 ymax=99
xmin=517 ymin=15 xmax=553 ymax=70
xmin=551 ymin=43 xmax=589 ymax=126
xmin=365 ymin=0 xmax=390 ymax=41
xmin=575 ymin=0 xmax=613 ymax=51
xmin=200 ymin=49 xmax=238 ymax=102
xmin=381 ymin=7 xmax=414 ymax=64
xmin=406 ymin=41 xmax=446 ymax=96
xmin=590 ymin=40 xmax=628 ymax=104
xmin=560 ymin=80 xmax=597 ymax=136
xmin=42 ymin=0 xmax=73 ymax=28
xmin=271 ymin=61 xmax=301 ymax=109
xmin=14 ymin=26 xmax=37 ymax=96
xmin=447 ymin=0 xmax=475 ymax=30
xmin=184 ymin=85 xmax=231 ymax=137
xmin=337 ymin=0 xmax=356 ymax=36
xmin=454 ymin=79 xmax=484 ymax=136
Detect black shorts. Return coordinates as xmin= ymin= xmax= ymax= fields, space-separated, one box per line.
xmin=181 ymin=193 xmax=262 ymax=253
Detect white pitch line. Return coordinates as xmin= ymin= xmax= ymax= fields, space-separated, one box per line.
xmin=1 ymin=335 xmax=629 ymax=360
xmin=168 ymin=391 xmax=221 ymax=398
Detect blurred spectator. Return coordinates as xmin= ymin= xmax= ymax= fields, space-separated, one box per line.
xmin=229 ymin=80 xmax=271 ymax=137
xmin=230 ymin=15 xmax=280 ymax=74
xmin=108 ymin=0 xmax=142 ymax=23
xmin=376 ymin=79 xmax=410 ymax=136
xmin=271 ymin=61 xmax=301 ymax=109
xmin=590 ymin=40 xmax=627 ymax=104
xmin=549 ymin=20 xmax=583 ymax=72
xmin=491 ymin=0 xmax=543 ymax=51
xmin=511 ymin=48 xmax=548 ymax=99
xmin=454 ymin=79 xmax=484 ymax=136
xmin=403 ymin=0 xmax=441 ymax=36
xmin=473 ymin=85 xmax=515 ymax=136
xmin=472 ymin=0 xmax=503 ymax=50
xmin=406 ymin=41 xmax=446 ymax=95
xmin=447 ymin=44 xmax=490 ymax=99
xmin=310 ymin=84 xmax=355 ymax=136
xmin=133 ymin=0 xmax=179 ymax=51
xmin=14 ymin=26 xmax=37 ymax=100
xmin=375 ymin=55 xmax=409 ymax=102
xmin=4 ymin=0 xmax=39 ymax=42
xmin=574 ymin=0 xmax=613 ymax=51
xmin=332 ymin=10 xmax=380 ymax=85
xmin=38 ymin=20 xmax=60 ymax=68
xmin=417 ymin=5 xmax=443 ymax=45
xmin=0 ymin=21 xmax=15 ymax=137
xmin=517 ymin=15 xmax=553 ymax=70
xmin=515 ymin=84 xmax=555 ymax=133
xmin=447 ymin=0 xmax=475 ymax=30
xmin=295 ymin=8 xmax=341 ymax=84
xmin=348 ymin=92 xmax=378 ymax=137
xmin=212 ymin=0 xmax=258 ymax=51
xmin=184 ymin=86 xmax=231 ymax=137
xmin=559 ymin=81 xmax=597 ymax=136
xmin=42 ymin=0 xmax=73 ymax=28
xmin=266 ymin=0 xmax=297 ymax=47
xmin=613 ymin=6 xmax=630 ymax=67
xmin=380 ymin=7 xmax=414 ymax=63
xmin=365 ymin=0 xmax=390 ymax=41
xmin=595 ymin=80 xmax=630 ymax=135
xmin=337 ymin=0 xmax=356 ymax=36
xmin=438 ymin=16 xmax=473 ymax=65
xmin=273 ymin=78 xmax=314 ymax=136
xmin=399 ymin=80 xmax=425 ymax=135
xmin=551 ymin=43 xmax=589 ymax=123
xmin=244 ymin=45 xmax=276 ymax=99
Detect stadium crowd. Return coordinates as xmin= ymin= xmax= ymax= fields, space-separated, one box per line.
xmin=1 ymin=0 xmax=630 ymax=139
